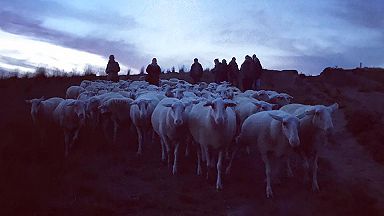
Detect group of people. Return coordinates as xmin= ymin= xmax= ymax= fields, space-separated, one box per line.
xmin=105 ymin=54 xmax=263 ymax=91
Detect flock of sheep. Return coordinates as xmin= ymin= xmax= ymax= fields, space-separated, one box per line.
xmin=25 ymin=78 xmax=338 ymax=198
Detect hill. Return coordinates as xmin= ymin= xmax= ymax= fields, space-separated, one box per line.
xmin=0 ymin=68 xmax=383 ymax=215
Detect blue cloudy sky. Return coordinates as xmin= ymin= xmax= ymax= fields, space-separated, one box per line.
xmin=0 ymin=0 xmax=383 ymax=75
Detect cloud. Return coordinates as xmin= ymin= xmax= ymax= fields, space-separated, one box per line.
xmin=0 ymin=10 xmax=147 ymax=70
xmin=329 ymin=0 xmax=384 ymax=29
xmin=0 ymin=55 xmax=36 ymax=70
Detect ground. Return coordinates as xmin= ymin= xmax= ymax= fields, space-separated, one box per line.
xmin=0 ymin=68 xmax=383 ymax=215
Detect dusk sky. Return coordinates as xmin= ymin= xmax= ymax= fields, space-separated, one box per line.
xmin=0 ymin=0 xmax=383 ymax=75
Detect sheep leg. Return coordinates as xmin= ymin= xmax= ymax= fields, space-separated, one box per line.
xmin=201 ymin=144 xmax=207 ymax=162
xmin=160 ymin=138 xmax=166 ymax=162
xmin=262 ymin=154 xmax=273 ymax=198
xmin=172 ymin=143 xmax=180 ymax=175
xmin=185 ymin=137 xmax=190 ymax=157
xmin=205 ymin=146 xmax=211 ymax=180
xmin=73 ymin=128 xmax=80 ymax=144
xmin=113 ymin=120 xmax=118 ymax=145
xmin=64 ymin=130 xmax=70 ymax=158
xmin=225 ymin=144 xmax=240 ymax=175
xmin=163 ymin=138 xmax=172 ymax=169
xmin=196 ymin=144 xmax=202 ymax=176
xmin=312 ymin=154 xmax=320 ymax=192
xmin=136 ymin=127 xmax=144 ymax=155
xmin=216 ymin=150 xmax=224 ymax=190
xmin=286 ymin=158 xmax=294 ymax=177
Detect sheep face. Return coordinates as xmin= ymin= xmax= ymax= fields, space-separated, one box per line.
xmin=163 ymin=101 xmax=187 ymax=126
xmin=26 ymin=97 xmax=45 ymax=124
xmin=68 ymin=100 xmax=86 ymax=125
xmin=308 ymin=103 xmax=338 ymax=133
xmin=254 ymin=101 xmax=273 ymax=112
xmin=132 ymin=99 xmax=151 ymax=121
xmin=270 ymin=114 xmax=301 ymax=147
xmin=204 ymin=98 xmax=237 ymax=126
xmin=172 ymin=89 xmax=185 ymax=99
xmin=269 ymin=95 xmax=291 ymax=107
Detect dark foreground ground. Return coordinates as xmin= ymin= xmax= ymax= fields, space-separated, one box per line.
xmin=0 ymin=68 xmax=384 ymax=215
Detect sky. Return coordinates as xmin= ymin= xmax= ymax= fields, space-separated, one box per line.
xmin=0 ymin=0 xmax=383 ymax=75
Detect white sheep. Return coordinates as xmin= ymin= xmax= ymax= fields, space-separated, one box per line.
xmin=65 ymin=86 xmax=86 ymax=99
xmin=151 ymin=98 xmax=190 ymax=174
xmin=188 ymin=98 xmax=237 ymax=190
xmin=280 ymin=103 xmax=338 ymax=191
xmin=98 ymin=98 xmax=134 ymax=144
xmin=53 ymin=99 xmax=86 ymax=157
xmin=236 ymin=110 xmax=305 ymax=198
xmin=25 ymin=97 xmax=64 ymax=145
xmin=130 ymin=92 xmax=162 ymax=155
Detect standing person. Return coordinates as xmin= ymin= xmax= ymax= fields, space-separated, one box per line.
xmin=220 ymin=59 xmax=229 ymax=83
xmin=228 ymin=57 xmax=239 ymax=87
xmin=252 ymin=54 xmax=263 ymax=89
xmin=105 ymin=55 xmax=120 ymax=82
xmin=211 ymin=58 xmax=221 ymax=83
xmin=240 ymin=55 xmax=255 ymax=91
xmin=190 ymin=58 xmax=204 ymax=84
xmin=146 ymin=58 xmax=161 ymax=86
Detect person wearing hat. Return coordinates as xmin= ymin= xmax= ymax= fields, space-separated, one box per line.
xmin=190 ymin=58 xmax=204 ymax=84
xmin=105 ymin=54 xmax=120 ymax=82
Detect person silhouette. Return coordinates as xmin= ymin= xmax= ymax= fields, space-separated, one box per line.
xmin=228 ymin=57 xmax=239 ymax=87
xmin=240 ymin=55 xmax=255 ymax=91
xmin=252 ymin=54 xmax=263 ymax=89
xmin=145 ymin=58 xmax=161 ymax=86
xmin=105 ymin=55 xmax=120 ymax=82
xmin=190 ymin=58 xmax=204 ymax=84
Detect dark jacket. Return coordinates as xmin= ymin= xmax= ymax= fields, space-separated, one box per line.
xmin=253 ymin=57 xmax=263 ymax=79
xmin=240 ymin=58 xmax=256 ymax=79
xmin=146 ymin=63 xmax=161 ymax=85
xmin=190 ymin=62 xmax=203 ymax=80
xmin=213 ymin=62 xmax=228 ymax=83
xmin=228 ymin=60 xmax=239 ymax=81
xmin=105 ymin=60 xmax=120 ymax=74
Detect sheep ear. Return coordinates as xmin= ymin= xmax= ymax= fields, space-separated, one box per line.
xmin=269 ymin=113 xmax=284 ymax=122
xmin=305 ymin=108 xmax=316 ymax=116
xmin=252 ymin=101 xmax=262 ymax=108
xmin=272 ymin=104 xmax=279 ymax=110
xmin=25 ymin=99 xmax=32 ymax=104
xmin=203 ymin=101 xmax=212 ymax=107
xmin=66 ymin=101 xmax=76 ymax=106
xmin=225 ymin=102 xmax=237 ymax=107
xmin=328 ymin=103 xmax=339 ymax=112
xmin=162 ymin=103 xmax=173 ymax=108
xmin=296 ymin=112 xmax=306 ymax=119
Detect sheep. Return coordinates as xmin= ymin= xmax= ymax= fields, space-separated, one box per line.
xmin=53 ymin=99 xmax=86 ymax=157
xmin=98 ymin=98 xmax=134 ymax=144
xmin=268 ymin=93 xmax=293 ymax=108
xmin=130 ymin=92 xmax=162 ymax=155
xmin=224 ymin=96 xmax=274 ymax=172
xmin=151 ymin=98 xmax=190 ymax=174
xmin=280 ymin=103 xmax=338 ymax=191
xmin=236 ymin=110 xmax=305 ymax=198
xmin=66 ymin=86 xmax=86 ymax=99
xmin=25 ymin=97 xmax=64 ymax=145
xmin=188 ymin=98 xmax=237 ymax=190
